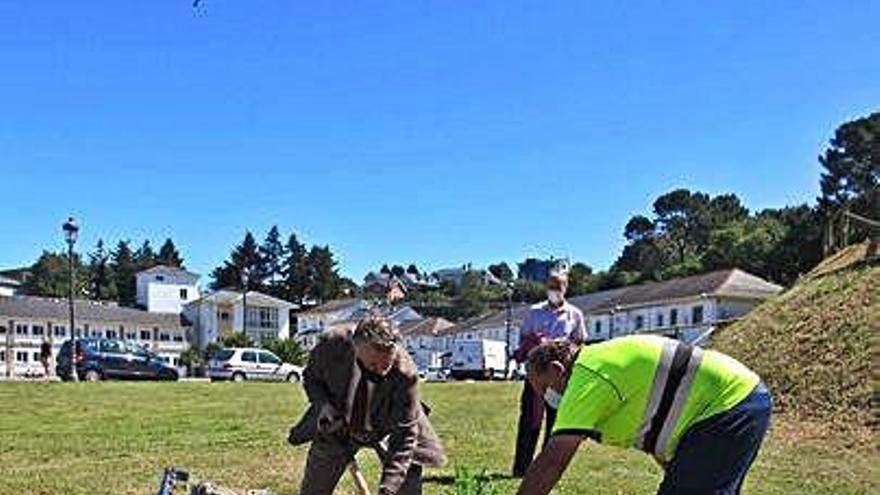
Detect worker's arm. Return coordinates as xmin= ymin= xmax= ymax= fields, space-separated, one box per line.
xmin=515 ymin=434 xmax=583 ymax=495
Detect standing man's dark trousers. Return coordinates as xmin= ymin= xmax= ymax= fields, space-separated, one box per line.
xmin=300 ymin=434 xmax=423 ymax=495
xmin=512 ymin=381 xmax=557 ymax=477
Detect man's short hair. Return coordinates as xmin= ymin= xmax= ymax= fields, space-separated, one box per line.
xmin=352 ymin=315 xmax=400 ymax=351
xmin=527 ymin=340 xmax=577 ymax=374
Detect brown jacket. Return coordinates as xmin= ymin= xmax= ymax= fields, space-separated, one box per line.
xmin=289 ymin=330 xmax=446 ymax=493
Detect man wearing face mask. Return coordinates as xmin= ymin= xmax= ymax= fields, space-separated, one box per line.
xmin=289 ymin=316 xmax=446 ymax=495
xmin=511 ymin=270 xmax=586 ymax=477
xmin=517 ymin=337 xmax=771 ymax=495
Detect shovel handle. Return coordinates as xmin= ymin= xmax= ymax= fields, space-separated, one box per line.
xmin=347 ymin=460 xmax=372 ymax=495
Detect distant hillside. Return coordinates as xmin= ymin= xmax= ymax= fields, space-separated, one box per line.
xmin=712 ymin=243 xmax=878 ymax=434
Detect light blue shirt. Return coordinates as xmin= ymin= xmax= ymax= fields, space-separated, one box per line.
xmin=521 ymin=300 xmax=586 ymax=343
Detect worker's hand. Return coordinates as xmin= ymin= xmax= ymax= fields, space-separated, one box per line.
xmin=317 ymin=402 xmax=344 ymax=434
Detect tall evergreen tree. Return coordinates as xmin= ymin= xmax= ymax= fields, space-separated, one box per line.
xmin=157 ymin=238 xmax=184 ymax=268
xmin=112 ymin=241 xmax=138 ymax=305
xmin=261 ymin=226 xmax=287 ymax=296
xmin=818 ymin=112 xmax=879 ymax=248
xmin=282 ymin=233 xmax=310 ymax=303
xmin=307 ymin=245 xmax=340 ymax=303
xmin=88 ymin=239 xmax=117 ymax=301
xmin=135 ymin=240 xmax=157 ymax=271
xmin=210 ymin=231 xmax=266 ymax=290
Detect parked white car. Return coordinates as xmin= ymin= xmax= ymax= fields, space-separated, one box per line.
xmin=207 ymin=348 xmax=303 ymax=383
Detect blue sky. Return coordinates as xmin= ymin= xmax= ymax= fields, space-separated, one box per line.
xmin=1 ymin=1 xmax=877 ymax=282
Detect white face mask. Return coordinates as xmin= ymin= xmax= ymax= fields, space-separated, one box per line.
xmin=544 ymin=387 xmax=563 ymax=409
xmin=547 ymin=290 xmax=563 ymax=306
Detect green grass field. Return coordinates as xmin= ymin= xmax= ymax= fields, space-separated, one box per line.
xmin=0 ymin=381 xmax=876 ymax=494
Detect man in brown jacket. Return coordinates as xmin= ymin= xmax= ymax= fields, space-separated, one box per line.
xmin=289 ymin=316 xmax=446 ymax=495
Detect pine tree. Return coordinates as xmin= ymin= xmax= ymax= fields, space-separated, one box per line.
xmin=158 ymin=238 xmax=184 ymax=268
xmin=210 ymin=231 xmax=266 ymax=290
xmin=282 ymin=233 xmax=310 ymax=303
xmin=112 ymin=241 xmax=138 ymax=305
xmin=88 ymin=239 xmax=117 ymax=301
xmin=261 ymin=226 xmax=287 ymax=296
xmin=135 ymin=240 xmax=157 ymax=271
xmin=308 ymin=245 xmax=340 ymax=304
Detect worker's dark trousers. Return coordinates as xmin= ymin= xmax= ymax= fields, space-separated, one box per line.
xmin=512 ymin=381 xmax=557 ymax=477
xmin=657 ymin=382 xmax=772 ymax=495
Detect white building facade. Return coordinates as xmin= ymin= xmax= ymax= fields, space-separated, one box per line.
xmin=575 ymin=269 xmax=783 ymax=343
xmin=0 ymin=296 xmax=189 ymax=378
xmin=136 ymin=265 xmax=201 ymax=314
xmin=184 ymin=290 xmax=297 ymax=349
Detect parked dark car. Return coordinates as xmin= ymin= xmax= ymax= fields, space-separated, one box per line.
xmin=56 ymin=338 xmax=179 ymax=382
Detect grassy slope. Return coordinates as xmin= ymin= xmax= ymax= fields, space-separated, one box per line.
xmin=0 ymin=382 xmax=876 ymax=495
xmin=712 ymin=264 xmax=878 ymax=434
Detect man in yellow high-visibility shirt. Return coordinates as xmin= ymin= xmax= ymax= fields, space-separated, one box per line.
xmin=516 ymin=335 xmax=771 ymax=495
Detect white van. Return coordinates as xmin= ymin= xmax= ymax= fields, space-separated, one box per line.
xmin=449 ymin=339 xmax=508 ymax=380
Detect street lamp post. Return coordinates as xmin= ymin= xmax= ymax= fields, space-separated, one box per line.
xmin=62 ymin=217 xmax=79 ymax=382
xmin=504 ymin=282 xmax=513 ymax=380
xmin=240 ymin=268 xmax=249 ymax=343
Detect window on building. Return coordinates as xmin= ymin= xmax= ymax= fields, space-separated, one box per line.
xmin=0 ymin=350 xmax=5 ymax=362
xmin=106 ymin=330 xmax=117 ymax=339
xmin=670 ymin=309 xmax=679 ymax=326
xmin=594 ymin=321 xmax=602 ymax=335
xmin=126 ymin=332 xmax=137 ymax=340
xmin=180 ymin=288 xmax=188 ymax=300
xmin=635 ymin=315 xmax=644 ymax=330
xmin=16 ymin=351 xmax=28 ymax=362
xmin=172 ymin=334 xmax=184 ymax=342
xmin=156 ymin=275 xmax=165 ymax=282
xmin=692 ymin=306 xmax=704 ymax=324
xmin=218 ymin=311 xmax=230 ymax=321
xmin=32 ymin=325 xmax=45 ymax=336
xmin=159 ymin=332 xmax=171 ymax=342
xmin=139 ymin=330 xmax=150 ymax=340
xmin=0 ymin=326 xmax=5 ymax=335
xmin=247 ymin=307 xmax=279 ymax=329
xmin=657 ymin=313 xmax=665 ymax=327
xmin=74 ymin=328 xmax=83 ymax=337
xmin=33 ymin=351 xmax=42 ymax=361
xmin=54 ymin=326 xmax=66 ymax=338
xmin=16 ymin=324 xmax=28 ymax=336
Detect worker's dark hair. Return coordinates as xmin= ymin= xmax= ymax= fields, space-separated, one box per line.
xmin=526 ymin=340 xmax=578 ymax=374
xmin=352 ymin=315 xmax=400 ymax=351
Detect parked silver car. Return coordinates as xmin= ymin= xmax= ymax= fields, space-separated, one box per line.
xmin=207 ymin=348 xmax=303 ymax=382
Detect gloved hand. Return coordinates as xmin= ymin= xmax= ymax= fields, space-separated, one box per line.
xmin=317 ymin=402 xmax=345 ymax=434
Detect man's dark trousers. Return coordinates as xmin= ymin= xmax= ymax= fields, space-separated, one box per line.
xmin=512 ymin=381 xmax=557 ymax=477
xmin=657 ymin=383 xmax=772 ymax=495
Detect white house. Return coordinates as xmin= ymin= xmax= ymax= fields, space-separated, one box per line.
xmin=571 ymin=268 xmax=783 ymax=343
xmin=184 ymin=290 xmax=297 ymax=349
xmin=293 ymin=298 xmax=426 ymax=351
xmin=398 ymin=317 xmax=455 ymax=370
xmin=0 ymin=296 xmax=189 ymax=378
xmin=136 ymin=265 xmax=201 ymax=314
xmin=0 ymin=275 xmax=21 ymax=298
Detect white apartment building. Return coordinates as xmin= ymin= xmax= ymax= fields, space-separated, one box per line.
xmin=136 ymin=265 xmax=201 ymax=314
xmin=0 ymin=296 xmax=189 ymax=378
xmin=184 ymin=290 xmax=297 ymax=349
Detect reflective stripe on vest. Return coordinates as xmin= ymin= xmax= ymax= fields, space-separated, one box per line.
xmin=634 ymin=340 xmax=705 ymax=460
